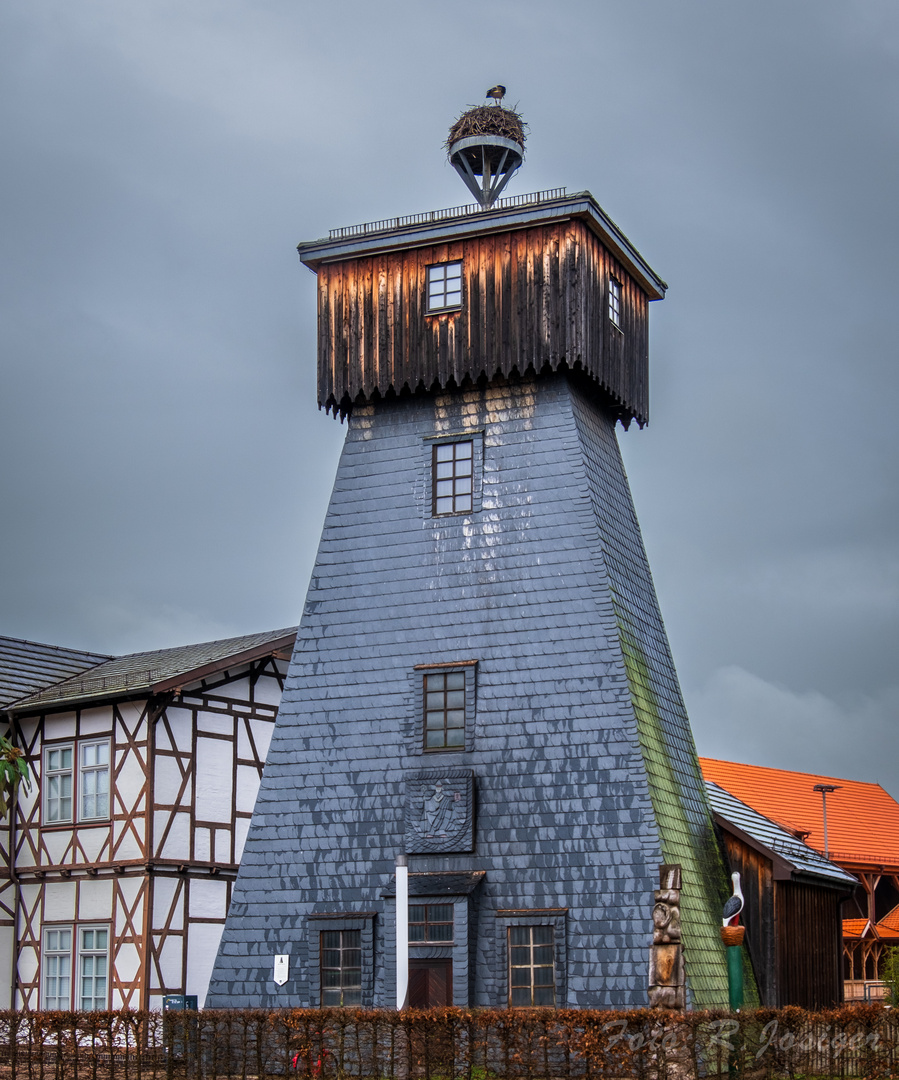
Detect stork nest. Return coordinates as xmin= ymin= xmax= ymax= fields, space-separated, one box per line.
xmin=446 ymin=104 xmax=526 ymax=152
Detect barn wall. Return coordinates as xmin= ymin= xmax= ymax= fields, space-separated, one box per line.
xmin=776 ymin=880 xmax=844 ymax=1009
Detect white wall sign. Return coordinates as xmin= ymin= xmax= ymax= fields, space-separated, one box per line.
xmin=273 ymin=954 xmax=289 ymax=986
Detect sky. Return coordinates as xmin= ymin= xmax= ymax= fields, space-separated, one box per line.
xmin=1 ymin=1 xmax=897 ymax=797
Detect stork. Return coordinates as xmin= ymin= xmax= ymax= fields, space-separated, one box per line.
xmin=722 ymin=871 xmax=744 ymax=926
xmin=486 ymin=84 xmax=506 ymax=103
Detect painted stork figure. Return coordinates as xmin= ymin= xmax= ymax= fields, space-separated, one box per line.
xmin=722 ymin=871 xmax=744 ymax=926
xmin=486 ymin=84 xmax=506 ymax=103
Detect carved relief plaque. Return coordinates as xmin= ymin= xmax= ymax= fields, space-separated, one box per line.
xmin=404 ymin=768 xmax=474 ymax=854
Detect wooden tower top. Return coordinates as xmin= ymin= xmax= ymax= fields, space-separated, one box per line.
xmin=298 ymin=188 xmax=667 ymax=428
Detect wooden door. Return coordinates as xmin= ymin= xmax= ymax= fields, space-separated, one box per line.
xmin=409 ymin=960 xmax=452 ymax=1007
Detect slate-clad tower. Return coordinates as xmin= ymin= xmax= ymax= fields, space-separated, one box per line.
xmin=208 ymin=147 xmax=730 ymax=1007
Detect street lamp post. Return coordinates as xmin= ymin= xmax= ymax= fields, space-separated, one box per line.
xmin=813 ymin=784 xmax=841 ymax=858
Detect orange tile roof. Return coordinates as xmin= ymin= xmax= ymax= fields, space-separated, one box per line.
xmin=877 ymin=903 xmax=899 ymax=936
xmin=842 ymin=918 xmax=869 ymax=939
xmin=700 ymin=758 xmax=899 ymax=870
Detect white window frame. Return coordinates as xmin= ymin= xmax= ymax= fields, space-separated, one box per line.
xmin=426 ymin=262 xmax=463 ymax=313
xmin=79 ymin=740 xmax=110 ymax=822
xmin=77 ymin=925 xmax=110 ymax=1011
xmin=43 ymin=744 xmax=75 ymax=824
xmin=42 ymin=923 xmax=110 ymax=1010
xmin=43 ymin=738 xmax=111 ymax=825
xmin=609 ymin=278 xmax=622 ymax=329
xmin=42 ymin=926 xmax=73 ymax=1009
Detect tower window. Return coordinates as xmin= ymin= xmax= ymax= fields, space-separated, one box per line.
xmin=433 ymin=441 xmax=473 ymax=515
xmin=609 ymin=278 xmax=622 ymax=328
xmin=509 ymin=925 xmax=556 ymax=1007
xmin=423 ymin=670 xmax=466 ymax=750
xmin=320 ymin=929 xmax=362 ymax=1007
xmin=409 ymin=903 xmax=454 ymax=943
xmin=427 ymin=262 xmax=463 ymax=312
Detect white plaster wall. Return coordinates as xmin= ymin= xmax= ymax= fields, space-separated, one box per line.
xmin=163 ymin=708 xmax=194 ymax=753
xmin=43 ymin=881 xmax=76 ymax=921
xmin=196 ymin=710 xmax=233 ymax=737
xmin=188 ymin=878 xmax=227 ymax=920
xmin=77 ymin=827 xmax=109 ymax=863
xmin=80 ymin=707 xmax=113 ymax=736
xmin=152 ymin=876 xmax=184 ymax=930
xmin=235 ymin=765 xmax=260 ymax=815
xmin=43 ymin=713 xmax=78 ymax=739
xmin=194 ymin=828 xmax=210 ymax=862
xmin=252 ymin=675 xmax=285 ymax=707
xmin=41 ymin=830 xmax=72 ymax=866
xmin=202 ymin=676 xmax=250 ymax=704
xmin=249 ymin=718 xmax=274 ymax=760
xmin=186 ymin=922 xmax=226 ymax=1007
xmin=153 ymin=933 xmax=184 ymax=990
xmin=78 ymin=878 xmax=113 ymax=921
xmin=155 ymin=755 xmax=185 ymax=806
xmin=157 ymin=811 xmax=191 ymax=861
xmin=194 ymin=737 xmax=232 ymax=823
xmin=234 ymin=816 xmax=250 ymax=860
xmin=0 ymin=924 xmax=12 ymax=1008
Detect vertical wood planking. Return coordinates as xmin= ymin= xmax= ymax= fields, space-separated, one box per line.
xmin=316 ymin=219 xmax=650 ymax=423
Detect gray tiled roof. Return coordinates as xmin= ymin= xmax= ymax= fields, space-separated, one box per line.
xmin=0 ymin=636 xmax=112 ymax=709
xmin=8 ymin=627 xmax=297 ymax=711
xmin=706 ymin=781 xmax=857 ymax=886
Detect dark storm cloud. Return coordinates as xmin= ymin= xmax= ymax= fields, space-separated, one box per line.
xmin=1 ymin=1 xmax=897 ymax=792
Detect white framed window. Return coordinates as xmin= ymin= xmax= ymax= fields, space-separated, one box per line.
xmin=42 ymin=927 xmax=73 ymax=1009
xmin=78 ymin=926 xmax=109 ymax=1010
xmin=426 ymin=262 xmax=463 ymax=312
xmin=44 ymin=745 xmax=74 ymax=824
xmin=43 ymin=739 xmax=110 ymax=825
xmin=80 ymin=741 xmax=110 ymax=821
xmin=609 ymin=278 xmax=622 ymax=328
xmin=42 ymin=924 xmax=110 ymax=1010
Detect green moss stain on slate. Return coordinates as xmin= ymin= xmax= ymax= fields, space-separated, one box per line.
xmin=618 ymin=626 xmax=755 ymax=1008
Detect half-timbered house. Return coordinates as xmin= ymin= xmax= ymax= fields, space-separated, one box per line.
xmin=0 ymin=627 xmax=296 ymax=1010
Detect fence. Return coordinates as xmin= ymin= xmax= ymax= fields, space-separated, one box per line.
xmin=0 ymin=1005 xmax=897 ymax=1080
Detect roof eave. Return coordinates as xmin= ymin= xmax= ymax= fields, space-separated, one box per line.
xmin=298 ymin=192 xmax=667 ymax=301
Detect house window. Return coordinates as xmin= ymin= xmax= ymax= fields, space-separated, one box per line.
xmin=42 ymin=927 xmax=72 ymax=1009
xmin=609 ymin=278 xmax=622 ymax=328
xmin=509 ymin=925 xmax=556 ymax=1007
xmin=45 ymin=746 xmax=74 ymax=823
xmin=80 ymin=742 xmax=110 ymax=820
xmin=42 ymin=925 xmax=109 ymax=1010
xmin=424 ymin=670 xmax=466 ymax=750
xmin=433 ymin=441 xmax=473 ymax=516
xmin=427 ymin=262 xmax=462 ymax=312
xmin=78 ymin=927 xmax=109 ymax=1010
xmin=320 ymin=929 xmax=362 ymax=1006
xmin=410 ymin=903 xmax=454 ymax=943
xmin=43 ymin=740 xmax=110 ymax=825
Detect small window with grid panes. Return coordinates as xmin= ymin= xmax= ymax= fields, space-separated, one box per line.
xmin=609 ymin=278 xmax=622 ymax=328
xmin=509 ymin=925 xmax=555 ymax=1007
xmin=426 ymin=262 xmax=462 ymax=312
xmin=423 ymin=669 xmax=466 ymax=750
xmin=409 ymin=903 xmax=454 ymax=943
xmin=320 ymin=929 xmax=362 ymax=1006
xmin=433 ymin=441 xmax=473 ymax=516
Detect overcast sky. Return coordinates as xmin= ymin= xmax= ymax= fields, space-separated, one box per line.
xmin=2 ymin=1 xmax=897 ymax=796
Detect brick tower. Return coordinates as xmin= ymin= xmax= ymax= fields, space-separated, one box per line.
xmin=207 ymin=102 xmax=730 ymax=1010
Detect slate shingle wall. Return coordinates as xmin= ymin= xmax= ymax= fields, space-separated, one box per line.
xmin=207 ymin=374 xmax=724 ymax=1009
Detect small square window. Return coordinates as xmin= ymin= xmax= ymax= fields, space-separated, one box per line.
xmin=433 ymin=441 xmax=473 ymax=516
xmin=410 ymin=903 xmax=454 ymax=943
xmin=320 ymin=929 xmax=362 ymax=1007
xmin=609 ymin=278 xmax=622 ymax=328
xmin=424 ymin=670 xmax=466 ymax=751
xmin=509 ymin=925 xmax=556 ymax=1007
xmin=427 ymin=262 xmax=463 ymax=312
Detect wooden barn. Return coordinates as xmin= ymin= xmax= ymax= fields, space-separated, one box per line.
xmin=0 ymin=628 xmax=295 ymax=1009
xmin=702 ymin=758 xmax=899 ymax=1003
xmin=706 ymin=780 xmax=857 ymax=1008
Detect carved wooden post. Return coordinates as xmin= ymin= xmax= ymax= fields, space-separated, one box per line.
xmin=649 ymin=864 xmax=685 ymax=1008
